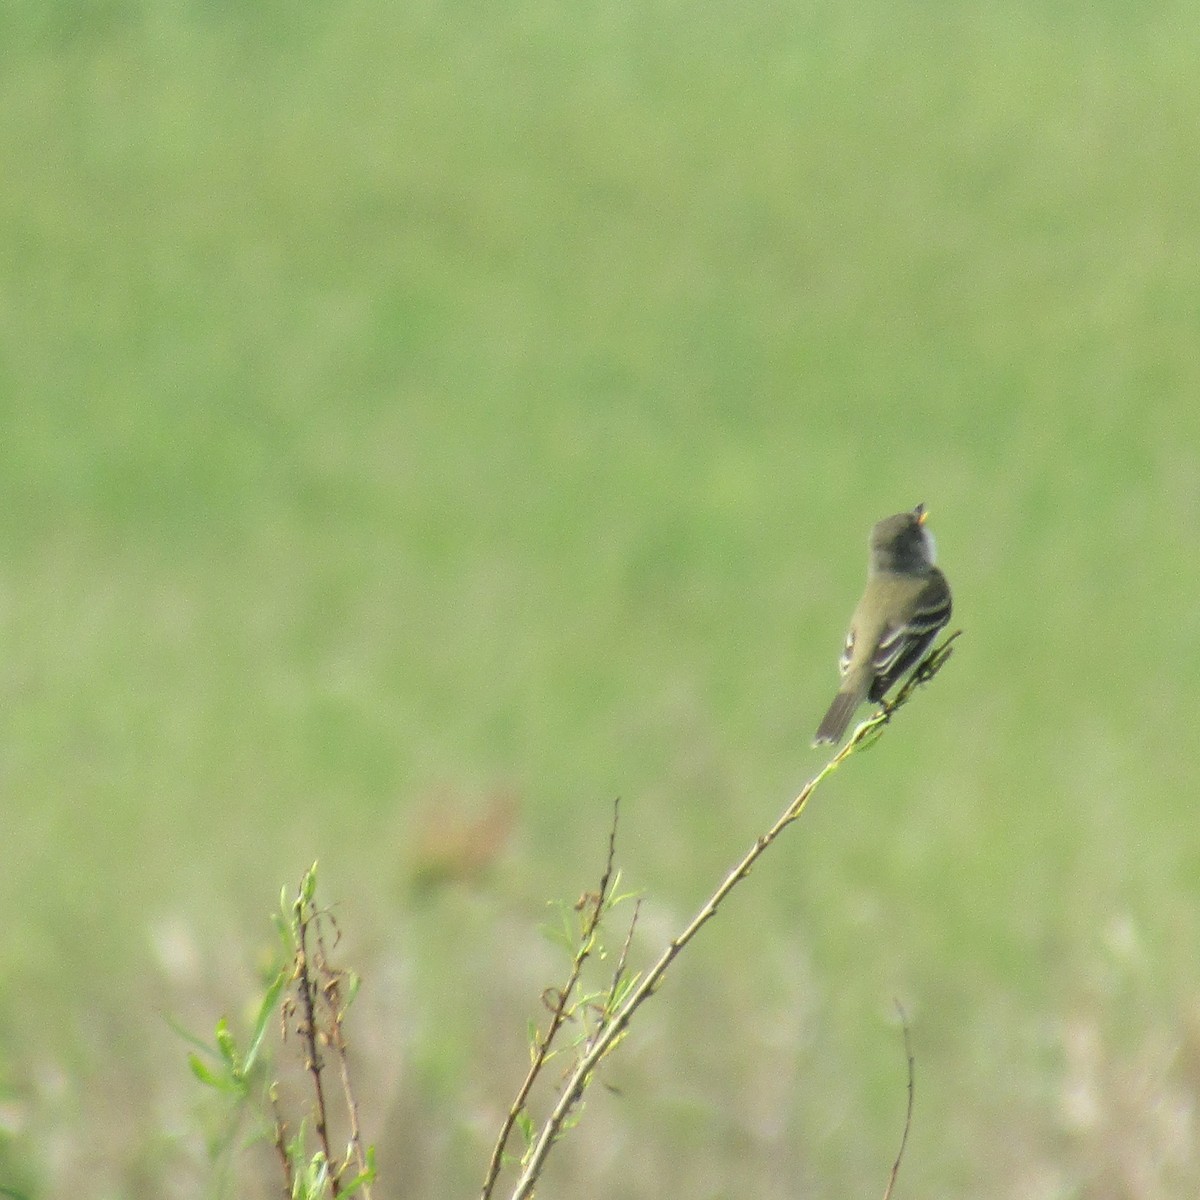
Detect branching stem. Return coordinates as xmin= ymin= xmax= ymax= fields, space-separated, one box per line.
xmin=505 ymin=632 xmax=959 ymax=1200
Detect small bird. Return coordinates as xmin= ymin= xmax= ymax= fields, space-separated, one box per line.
xmin=813 ymin=504 xmax=952 ymax=746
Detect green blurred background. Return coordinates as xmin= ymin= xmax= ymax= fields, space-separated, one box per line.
xmin=3 ymin=0 xmax=1200 ymax=1196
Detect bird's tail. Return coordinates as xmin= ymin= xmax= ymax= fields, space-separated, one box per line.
xmin=813 ymin=683 xmax=867 ymax=746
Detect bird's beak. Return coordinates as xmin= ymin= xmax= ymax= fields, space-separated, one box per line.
xmin=915 ymin=503 xmax=928 ymax=525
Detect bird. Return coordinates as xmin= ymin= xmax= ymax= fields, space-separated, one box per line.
xmin=813 ymin=503 xmax=952 ymax=746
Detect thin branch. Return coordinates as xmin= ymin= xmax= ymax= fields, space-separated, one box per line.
xmin=269 ymin=1085 xmax=294 ymax=1200
xmin=332 ymin=1024 xmax=370 ymax=1191
xmin=315 ymin=916 xmax=372 ymax=1199
xmin=480 ymin=799 xmax=622 ymax=1200
xmin=881 ymin=1003 xmax=915 ymax=1200
xmin=294 ymin=912 xmax=337 ymax=1185
xmin=506 ymin=633 xmax=959 ymax=1200
xmin=603 ymin=898 xmax=641 ymax=1018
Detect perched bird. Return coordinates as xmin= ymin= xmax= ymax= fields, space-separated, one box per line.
xmin=813 ymin=504 xmax=952 ymax=746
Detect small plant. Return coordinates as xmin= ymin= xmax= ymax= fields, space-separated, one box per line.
xmin=483 ymin=632 xmax=959 ymax=1200
xmin=179 ymin=864 xmax=375 ymax=1199
xmin=480 ymin=800 xmax=641 ymax=1200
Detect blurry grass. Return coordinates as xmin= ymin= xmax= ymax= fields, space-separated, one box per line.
xmin=2 ymin=0 xmax=1200 ymax=1196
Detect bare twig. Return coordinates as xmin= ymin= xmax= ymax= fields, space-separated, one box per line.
xmin=294 ymin=911 xmax=337 ymax=1183
xmin=269 ymin=1084 xmax=294 ymax=1200
xmin=603 ymin=898 xmax=641 ymax=1018
xmin=505 ymin=633 xmax=959 ymax=1200
xmin=480 ymin=799 xmax=623 ymax=1200
xmin=315 ymin=918 xmax=372 ymax=1195
xmin=882 ymin=1003 xmax=916 ymax=1200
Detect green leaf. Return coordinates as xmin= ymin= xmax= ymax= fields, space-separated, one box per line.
xmin=515 ymin=1109 xmax=535 ymax=1146
xmin=853 ymin=719 xmax=888 ymax=752
xmin=188 ymin=1052 xmax=235 ymax=1092
xmin=340 ymin=1145 xmax=377 ymax=1197
xmin=274 ymin=909 xmax=295 ymax=951
xmin=244 ymin=969 xmax=287 ymax=1073
xmin=611 ymin=972 xmax=640 ymax=1009
xmin=215 ymin=1017 xmax=243 ymax=1079
xmin=300 ymin=1150 xmax=330 ymax=1198
xmin=301 ymin=862 xmax=318 ymax=906
xmin=540 ymin=916 xmax=575 ymax=954
xmin=287 ymin=1117 xmax=310 ymax=1163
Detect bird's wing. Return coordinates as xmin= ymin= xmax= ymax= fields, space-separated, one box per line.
xmin=867 ymin=574 xmax=952 ymax=698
